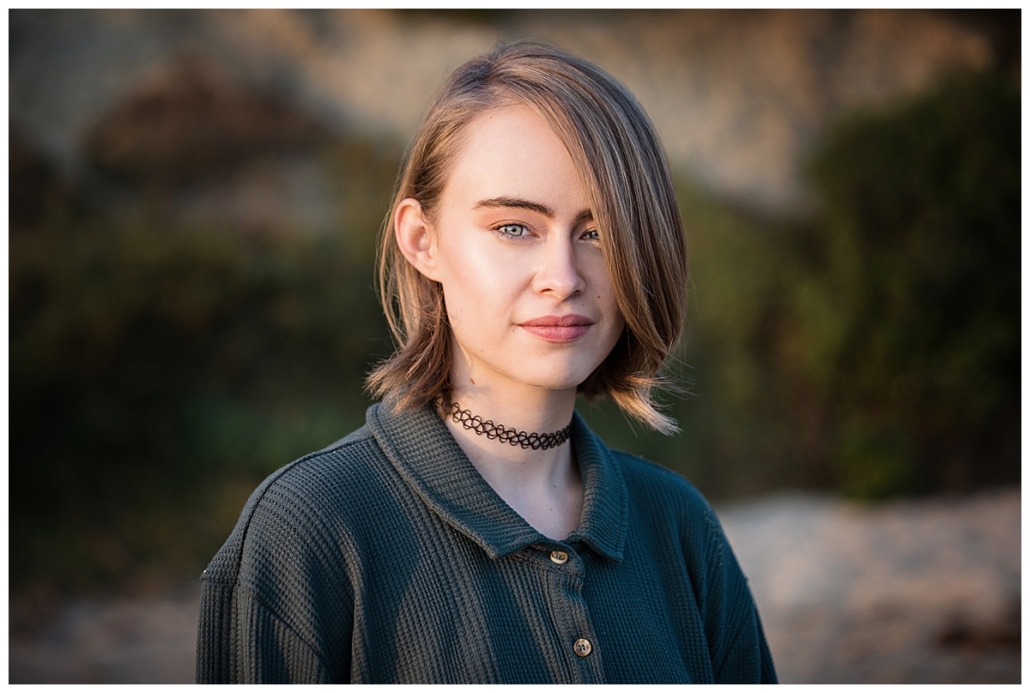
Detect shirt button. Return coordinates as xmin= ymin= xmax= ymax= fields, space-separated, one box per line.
xmin=573 ymin=638 xmax=592 ymax=657
xmin=549 ymin=550 xmax=568 ymax=564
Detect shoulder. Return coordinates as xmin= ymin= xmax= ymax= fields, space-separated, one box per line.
xmin=249 ymin=424 xmax=388 ymax=530
xmin=249 ymin=425 xmax=385 ymax=520
xmin=611 ymin=448 xmax=716 ymax=522
xmin=607 ymin=447 xmax=733 ymax=562
xmin=203 ymin=424 xmax=393 ymax=587
xmin=602 ymin=445 xmax=777 ymax=683
xmin=199 ymin=428 xmax=382 ymax=682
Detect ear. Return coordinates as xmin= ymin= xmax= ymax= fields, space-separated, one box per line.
xmin=394 ymin=198 xmax=441 ymax=282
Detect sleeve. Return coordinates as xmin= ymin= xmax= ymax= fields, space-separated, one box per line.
xmin=690 ymin=502 xmax=778 ymax=684
xmin=196 ymin=577 xmax=333 ymax=683
xmin=713 ymin=594 xmax=777 ymax=683
xmin=671 ymin=490 xmax=774 ymax=683
xmin=195 ymin=468 xmax=355 ymax=683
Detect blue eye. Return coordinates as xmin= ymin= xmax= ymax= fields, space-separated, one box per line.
xmin=582 ymin=229 xmax=600 ymax=240
xmin=498 ymin=224 xmax=528 ymax=238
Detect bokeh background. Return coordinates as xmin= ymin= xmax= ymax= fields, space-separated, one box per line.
xmin=8 ymin=8 xmax=1021 ymax=683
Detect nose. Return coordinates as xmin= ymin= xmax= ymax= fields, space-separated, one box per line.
xmin=532 ymin=236 xmax=586 ymax=299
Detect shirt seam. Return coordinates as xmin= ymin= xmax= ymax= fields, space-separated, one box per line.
xmin=237 ymin=580 xmax=334 ymax=681
xmin=223 ymin=431 xmax=373 ymax=583
xmin=712 ymin=598 xmax=757 ymax=680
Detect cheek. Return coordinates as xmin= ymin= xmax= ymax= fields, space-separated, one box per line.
xmin=587 ymin=265 xmax=621 ymax=315
xmin=438 ymin=241 xmax=517 ymax=324
xmin=591 ymin=271 xmax=625 ymax=347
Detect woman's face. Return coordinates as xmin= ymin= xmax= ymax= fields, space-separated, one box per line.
xmin=411 ymin=105 xmax=625 ymax=398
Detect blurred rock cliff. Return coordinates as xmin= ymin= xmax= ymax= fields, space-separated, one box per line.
xmin=10 ymin=9 xmax=1010 ymax=230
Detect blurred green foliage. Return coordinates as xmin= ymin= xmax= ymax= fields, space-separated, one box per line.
xmin=10 ymin=135 xmax=399 ymax=597
xmin=662 ymin=70 xmax=1019 ymax=500
xmin=10 ymin=221 xmax=392 ymax=595
xmin=795 ymin=71 xmax=1020 ymax=498
xmin=582 ymin=71 xmax=1020 ymax=500
xmin=9 ymin=70 xmax=1019 ymax=598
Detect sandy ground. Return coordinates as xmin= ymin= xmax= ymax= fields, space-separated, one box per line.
xmin=9 ymin=488 xmax=1020 ymax=684
xmin=718 ymin=488 xmax=1021 ymax=684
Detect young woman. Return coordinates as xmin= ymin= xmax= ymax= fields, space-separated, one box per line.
xmin=197 ymin=41 xmax=776 ymax=684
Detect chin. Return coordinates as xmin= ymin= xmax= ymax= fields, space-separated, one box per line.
xmin=518 ymin=365 xmax=595 ymax=392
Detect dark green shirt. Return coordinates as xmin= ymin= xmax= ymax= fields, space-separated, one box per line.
xmin=197 ymin=401 xmax=777 ymax=683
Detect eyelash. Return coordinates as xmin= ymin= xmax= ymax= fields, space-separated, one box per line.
xmin=492 ymin=223 xmax=601 ymax=242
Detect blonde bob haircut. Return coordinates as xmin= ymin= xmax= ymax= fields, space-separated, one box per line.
xmin=367 ymin=41 xmax=687 ymax=434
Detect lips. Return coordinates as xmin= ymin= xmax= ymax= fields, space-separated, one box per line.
xmin=519 ymin=314 xmax=593 ymax=343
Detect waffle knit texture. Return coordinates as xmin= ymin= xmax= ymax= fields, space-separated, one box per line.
xmin=196 ymin=401 xmax=777 ymax=684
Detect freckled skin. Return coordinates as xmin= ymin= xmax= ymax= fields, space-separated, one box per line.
xmin=390 ymin=104 xmax=626 ymax=539
xmin=428 ymin=105 xmax=625 ymax=398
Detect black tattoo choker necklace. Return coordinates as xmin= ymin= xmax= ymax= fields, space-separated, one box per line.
xmin=445 ymin=400 xmax=572 ymax=451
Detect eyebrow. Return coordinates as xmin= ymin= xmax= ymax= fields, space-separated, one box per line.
xmin=474 ymin=196 xmax=593 ymax=224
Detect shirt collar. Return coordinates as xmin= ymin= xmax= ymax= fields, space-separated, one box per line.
xmin=366 ymin=400 xmax=627 ymax=563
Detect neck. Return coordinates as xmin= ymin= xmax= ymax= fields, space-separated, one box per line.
xmin=441 ymin=385 xmax=582 ymax=540
xmin=448 ymin=380 xmax=577 ymax=434
xmin=442 ymin=384 xmax=575 ymax=471
xmin=446 ymin=400 xmax=571 ymax=451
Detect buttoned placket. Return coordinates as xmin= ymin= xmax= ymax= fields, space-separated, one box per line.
xmin=370 ymin=402 xmax=629 ymax=683
xmin=533 ymin=542 xmax=606 ymax=684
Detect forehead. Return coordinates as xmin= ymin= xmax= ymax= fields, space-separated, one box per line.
xmin=440 ymin=105 xmax=589 ymax=209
